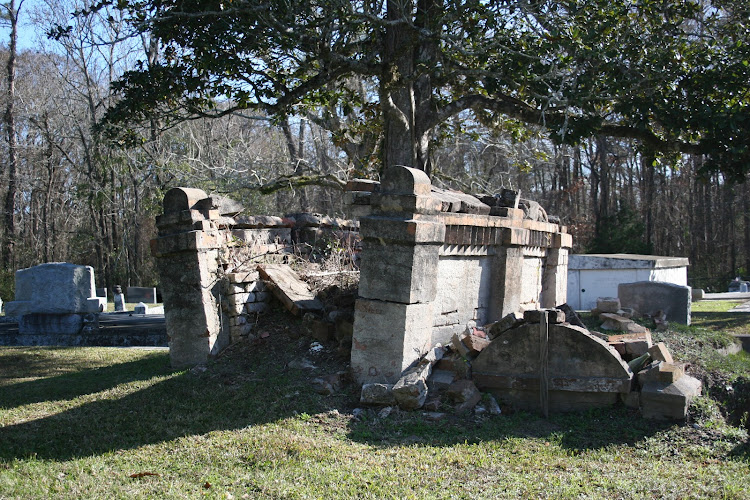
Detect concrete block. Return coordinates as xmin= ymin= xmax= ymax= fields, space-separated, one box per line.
xmin=351 ymin=299 xmax=434 ymax=384
xmin=618 ymin=281 xmax=691 ymax=325
xmin=358 ymin=242 xmax=440 ymax=304
xmin=640 ymin=375 xmax=702 ymax=420
xmin=359 ymin=216 xmax=445 ymax=244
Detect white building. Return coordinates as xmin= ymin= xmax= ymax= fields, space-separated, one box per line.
xmin=567 ymin=254 xmax=689 ymax=310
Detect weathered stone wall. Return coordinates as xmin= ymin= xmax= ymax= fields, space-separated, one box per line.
xmin=152 ymin=188 xmax=360 ymax=367
xmin=351 ymin=166 xmax=572 ymax=385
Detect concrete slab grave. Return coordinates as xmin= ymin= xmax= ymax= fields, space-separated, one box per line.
xmin=567 ymin=254 xmax=689 ymax=310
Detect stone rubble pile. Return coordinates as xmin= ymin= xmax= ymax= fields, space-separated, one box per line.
xmin=356 ymin=304 xmax=701 ymax=420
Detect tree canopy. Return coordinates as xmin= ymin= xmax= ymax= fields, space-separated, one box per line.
xmin=98 ymin=0 xmax=750 ymax=179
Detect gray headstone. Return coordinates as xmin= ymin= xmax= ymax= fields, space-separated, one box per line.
xmin=126 ymin=287 xmax=157 ymax=304
xmin=618 ymin=281 xmax=691 ymax=325
xmin=4 ymin=263 xmax=105 ymax=316
xmin=134 ymin=302 xmax=147 ymax=314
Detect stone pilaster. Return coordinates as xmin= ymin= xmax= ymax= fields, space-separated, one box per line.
xmin=152 ymin=187 xmax=229 ymax=368
xmin=489 ymin=246 xmax=525 ymax=319
xmin=541 ymin=232 xmax=572 ymax=309
xmin=351 ymin=166 xmax=446 ymax=384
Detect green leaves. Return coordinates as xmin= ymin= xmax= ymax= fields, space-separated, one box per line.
xmin=99 ymin=0 xmax=750 ymax=179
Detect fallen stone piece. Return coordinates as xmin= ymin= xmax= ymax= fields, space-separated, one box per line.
xmin=423 ymin=344 xmax=446 ymax=365
xmin=393 ymin=364 xmax=431 ymax=410
xmin=463 ymin=334 xmax=491 ymax=356
xmin=257 ymin=264 xmax=324 ymax=316
xmin=608 ymin=330 xmax=652 ymax=356
xmin=360 ymin=383 xmax=396 ymax=406
xmin=648 ymin=342 xmax=674 ymax=363
xmin=451 ymin=333 xmax=471 ymax=359
xmin=487 ymin=312 xmax=524 ymax=339
xmin=428 ymin=369 xmax=456 ymax=390
xmin=523 ymin=309 xmax=566 ymax=324
xmin=638 ymin=362 xmax=685 ymax=385
xmin=446 ymin=380 xmax=482 ymax=413
xmin=640 ymin=374 xmax=702 ymax=420
xmin=486 ymin=393 xmax=502 ymax=415
xmin=599 ymin=313 xmax=649 ymax=334
xmin=597 ymin=297 xmax=621 ymax=314
xmin=556 ymin=303 xmax=586 ymax=329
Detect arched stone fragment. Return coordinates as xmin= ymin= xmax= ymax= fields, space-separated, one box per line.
xmin=163 ymin=187 xmax=209 ymax=213
xmin=472 ymin=323 xmax=633 ymax=412
xmin=380 ymin=166 xmax=432 ymax=196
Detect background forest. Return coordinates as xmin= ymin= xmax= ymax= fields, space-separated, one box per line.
xmin=0 ymin=0 xmax=748 ymax=299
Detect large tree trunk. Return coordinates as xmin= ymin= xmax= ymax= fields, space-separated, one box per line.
xmin=381 ymin=0 xmax=439 ymax=175
xmin=2 ymin=0 xmax=20 ymax=268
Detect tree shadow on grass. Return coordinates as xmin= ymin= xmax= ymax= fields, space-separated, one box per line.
xmin=0 ymin=330 xmax=697 ymax=463
xmin=692 ymin=312 xmax=750 ymax=335
xmin=0 ymin=338 xmax=335 ymax=461
xmin=0 ymin=352 xmax=172 ymax=408
xmin=345 ymin=404 xmax=674 ymax=453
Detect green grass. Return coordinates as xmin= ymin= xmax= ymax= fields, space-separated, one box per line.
xmin=692 ymin=300 xmax=746 ymax=313
xmin=1 ymin=312 xmax=749 ymax=499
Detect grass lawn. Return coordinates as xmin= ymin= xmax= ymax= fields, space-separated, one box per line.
xmin=691 ymin=300 xmax=746 ymax=313
xmin=691 ymin=300 xmax=750 ymax=337
xmin=1 ymin=307 xmax=749 ymax=499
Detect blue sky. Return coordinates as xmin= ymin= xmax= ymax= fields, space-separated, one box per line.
xmin=0 ymin=0 xmax=51 ymax=52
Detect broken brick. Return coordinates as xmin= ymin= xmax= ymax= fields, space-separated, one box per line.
xmin=648 ymin=342 xmax=674 ymax=363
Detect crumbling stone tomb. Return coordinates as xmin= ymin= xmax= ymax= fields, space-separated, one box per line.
xmin=153 ymin=166 xmax=699 ymax=417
